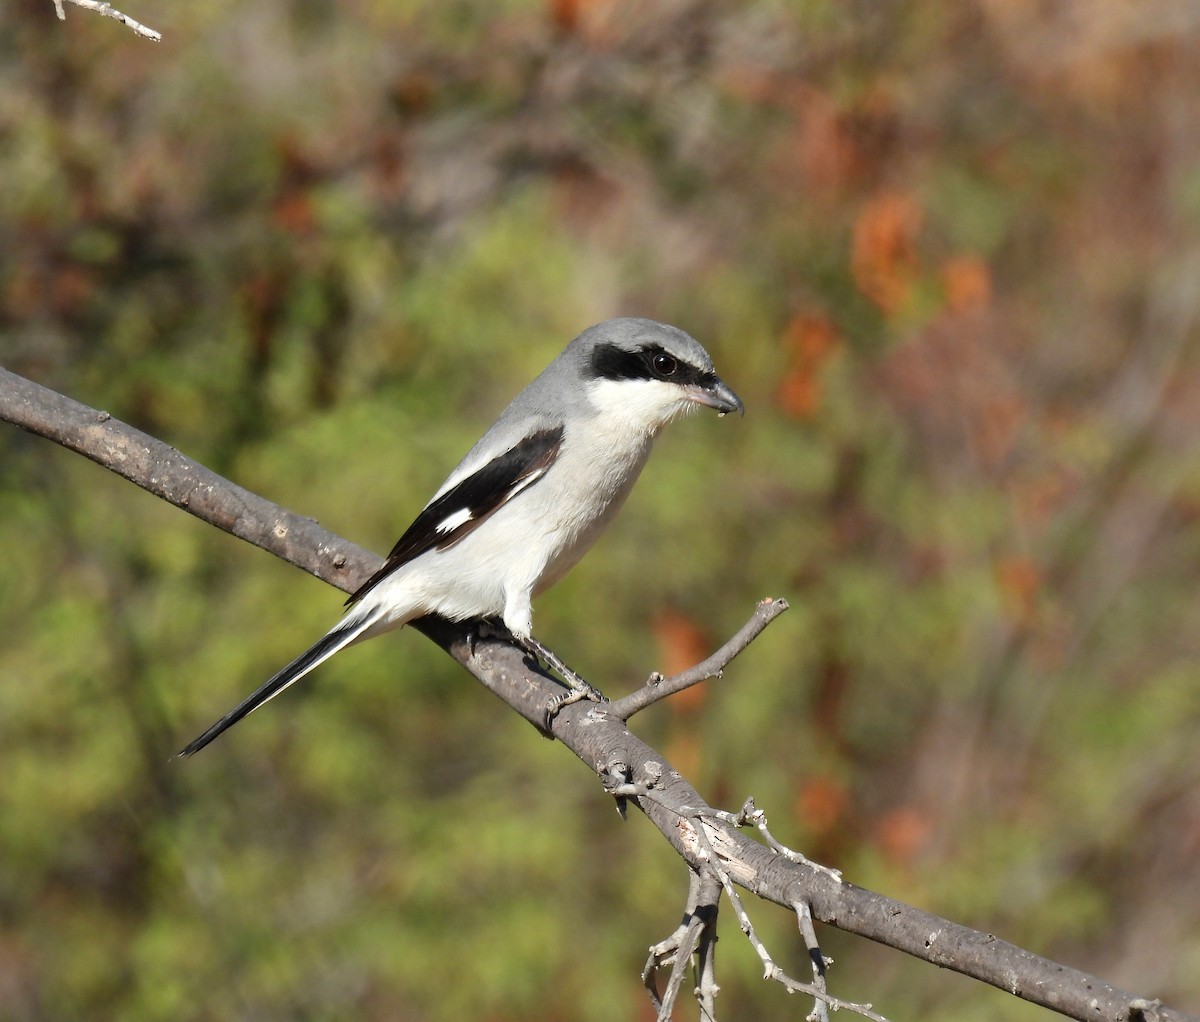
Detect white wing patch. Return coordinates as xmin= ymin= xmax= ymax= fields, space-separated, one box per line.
xmin=432 ymin=462 xmax=549 ymax=543
xmin=435 ymin=507 xmax=474 ymax=534
xmin=507 ymin=464 xmax=549 ymax=500
xmin=348 ymin=423 xmax=564 ymax=607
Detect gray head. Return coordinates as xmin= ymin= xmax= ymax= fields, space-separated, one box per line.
xmin=565 ymin=318 xmax=744 ymax=424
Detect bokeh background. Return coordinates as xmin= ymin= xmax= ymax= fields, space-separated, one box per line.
xmin=3 ymin=1 xmax=1200 ymax=1019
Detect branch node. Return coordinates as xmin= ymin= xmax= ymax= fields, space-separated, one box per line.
xmin=1130 ymin=998 xmax=1165 ymax=1022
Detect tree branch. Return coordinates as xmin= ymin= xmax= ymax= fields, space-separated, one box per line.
xmin=51 ymin=0 xmax=162 ymax=41
xmin=609 ymin=597 xmax=790 ymax=720
xmin=1 ymin=366 xmax=1192 ymax=1022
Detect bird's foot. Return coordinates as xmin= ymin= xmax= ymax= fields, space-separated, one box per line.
xmin=520 ymin=633 xmax=607 ymax=728
xmin=542 ymin=685 xmax=604 ymax=726
xmin=474 ymin=622 xmax=606 ymax=726
xmin=469 ymin=616 xmax=510 ymax=658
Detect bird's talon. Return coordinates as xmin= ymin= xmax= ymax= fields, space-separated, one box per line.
xmin=543 ymin=681 xmax=606 ymax=728
xmin=543 ymin=691 xmax=572 ymax=727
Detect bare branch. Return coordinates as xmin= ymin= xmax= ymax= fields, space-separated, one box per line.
xmin=643 ymin=871 xmax=721 ymax=1021
xmin=2 ymin=366 xmax=1195 ymax=1022
xmin=686 ymin=810 xmax=888 ymax=1022
xmin=695 ymin=891 xmax=720 ymax=1022
xmin=0 ymin=369 xmax=375 ymax=592
xmin=734 ymin=797 xmax=842 ymax=883
xmin=609 ymin=597 xmax=789 ymax=720
xmin=52 ymin=0 xmax=162 ymax=40
xmin=795 ymin=900 xmax=832 ymax=1022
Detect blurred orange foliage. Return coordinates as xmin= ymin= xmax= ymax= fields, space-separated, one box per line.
xmin=873 ymin=806 xmax=933 ymax=867
xmin=993 ymin=555 xmax=1043 ymax=626
xmin=941 ymin=255 xmax=992 ymax=315
xmin=653 ymin=607 xmax=711 ymax=714
xmin=852 ymin=191 xmax=923 ymax=316
xmin=795 ymin=775 xmax=850 ymax=838
xmin=776 ymin=312 xmax=840 ymax=420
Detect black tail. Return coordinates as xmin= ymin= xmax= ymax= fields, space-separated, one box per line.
xmin=178 ymin=616 xmax=374 ymax=757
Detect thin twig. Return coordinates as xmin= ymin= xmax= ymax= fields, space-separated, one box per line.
xmin=689 ymin=815 xmax=889 ymax=1022
xmin=644 ymin=871 xmax=721 ymax=1021
xmin=54 ymin=0 xmax=162 ymax=40
xmin=795 ymin=900 xmax=832 ymax=1022
xmin=667 ymin=795 xmax=842 ymax=882
xmin=695 ymin=888 xmax=720 ymax=1022
xmin=626 ymin=786 xmax=843 ymax=892
xmin=659 ymin=913 xmax=704 ymax=1020
xmin=609 ymin=597 xmax=789 ymax=720
xmin=735 ymin=797 xmax=842 ymax=883
xmin=627 ymin=780 xmax=883 ymax=1021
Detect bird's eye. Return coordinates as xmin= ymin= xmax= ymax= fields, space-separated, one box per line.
xmin=652 ymin=353 xmax=678 ymax=377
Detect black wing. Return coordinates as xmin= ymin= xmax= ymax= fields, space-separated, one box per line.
xmin=346 ymin=425 xmax=564 ymax=607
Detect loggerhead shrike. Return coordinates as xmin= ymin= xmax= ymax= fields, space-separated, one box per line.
xmin=179 ymin=318 xmax=743 ymax=756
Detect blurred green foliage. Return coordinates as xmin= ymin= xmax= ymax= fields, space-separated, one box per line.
xmin=2 ymin=1 xmax=1200 ymax=1019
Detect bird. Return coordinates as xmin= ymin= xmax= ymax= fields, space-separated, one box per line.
xmin=179 ymin=317 xmax=743 ymax=756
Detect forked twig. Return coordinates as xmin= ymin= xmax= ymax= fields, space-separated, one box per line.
xmin=734 ymin=797 xmax=842 ymax=883
xmin=643 ymin=871 xmax=721 ymax=1021
xmin=687 ymin=813 xmax=889 ymax=1022
xmin=609 ymin=597 xmax=788 ymax=720
xmin=624 ymin=777 xmax=883 ymax=1022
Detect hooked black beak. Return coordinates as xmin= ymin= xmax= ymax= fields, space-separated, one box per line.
xmin=686 ymin=377 xmax=745 ymax=417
